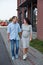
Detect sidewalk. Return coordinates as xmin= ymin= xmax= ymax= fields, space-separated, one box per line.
xmin=0 ymin=27 xmax=43 ymax=65
xmin=0 ymin=33 xmax=14 ymax=65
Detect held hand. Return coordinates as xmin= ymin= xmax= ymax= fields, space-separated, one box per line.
xmin=18 ymin=32 xmax=22 ymax=38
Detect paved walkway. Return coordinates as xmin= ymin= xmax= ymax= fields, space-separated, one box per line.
xmin=0 ymin=33 xmax=14 ymax=65
xmin=0 ymin=27 xmax=43 ymax=65
xmin=13 ymin=40 xmax=43 ymax=65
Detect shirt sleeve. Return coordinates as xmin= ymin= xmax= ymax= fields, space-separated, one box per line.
xmin=18 ymin=24 xmax=21 ymax=32
xmin=30 ymin=25 xmax=32 ymax=34
xmin=7 ymin=24 xmax=11 ymax=33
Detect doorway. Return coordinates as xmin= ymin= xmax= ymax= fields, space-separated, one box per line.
xmin=30 ymin=0 xmax=37 ymax=32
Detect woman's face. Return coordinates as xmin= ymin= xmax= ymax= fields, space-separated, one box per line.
xmin=23 ymin=19 xmax=26 ymax=24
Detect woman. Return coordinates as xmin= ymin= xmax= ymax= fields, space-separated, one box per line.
xmin=22 ymin=18 xmax=32 ymax=60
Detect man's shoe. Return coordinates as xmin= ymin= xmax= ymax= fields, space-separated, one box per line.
xmin=15 ymin=55 xmax=18 ymax=59
xmin=12 ymin=56 xmax=14 ymax=60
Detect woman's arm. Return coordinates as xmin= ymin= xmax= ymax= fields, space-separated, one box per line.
xmin=30 ymin=33 xmax=32 ymax=41
xmin=30 ymin=25 xmax=32 ymax=41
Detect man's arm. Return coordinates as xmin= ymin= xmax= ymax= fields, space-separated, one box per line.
xmin=7 ymin=33 xmax=10 ymax=42
xmin=7 ymin=24 xmax=11 ymax=41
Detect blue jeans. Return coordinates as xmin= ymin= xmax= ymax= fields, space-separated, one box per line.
xmin=10 ymin=40 xmax=19 ymax=56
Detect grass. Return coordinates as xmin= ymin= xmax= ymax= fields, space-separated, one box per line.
xmin=30 ymin=39 xmax=43 ymax=54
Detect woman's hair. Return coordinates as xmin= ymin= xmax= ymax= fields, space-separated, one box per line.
xmin=24 ymin=18 xmax=31 ymax=25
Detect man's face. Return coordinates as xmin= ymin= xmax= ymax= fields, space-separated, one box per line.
xmin=13 ymin=17 xmax=17 ymax=23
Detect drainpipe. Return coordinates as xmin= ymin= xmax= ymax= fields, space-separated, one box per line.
xmin=25 ymin=0 xmax=29 ymax=18
xmin=30 ymin=0 xmax=33 ymax=26
xmin=27 ymin=4 xmax=28 ymax=18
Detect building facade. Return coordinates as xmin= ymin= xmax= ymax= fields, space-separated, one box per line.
xmin=17 ymin=0 xmax=43 ymax=41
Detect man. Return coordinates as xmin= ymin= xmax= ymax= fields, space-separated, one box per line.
xmin=7 ymin=16 xmax=21 ymax=60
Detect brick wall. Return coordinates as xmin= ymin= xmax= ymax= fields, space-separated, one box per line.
xmin=17 ymin=0 xmax=26 ymax=22
xmin=17 ymin=0 xmax=26 ymax=7
xmin=37 ymin=0 xmax=43 ymax=40
xmin=17 ymin=0 xmax=43 ymax=40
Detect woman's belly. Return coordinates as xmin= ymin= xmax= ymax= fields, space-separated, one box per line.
xmin=22 ymin=31 xmax=29 ymax=38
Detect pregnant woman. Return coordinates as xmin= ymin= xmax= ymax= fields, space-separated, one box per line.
xmin=22 ymin=18 xmax=32 ymax=60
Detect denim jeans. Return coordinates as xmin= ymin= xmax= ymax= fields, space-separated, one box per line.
xmin=10 ymin=39 xmax=19 ymax=56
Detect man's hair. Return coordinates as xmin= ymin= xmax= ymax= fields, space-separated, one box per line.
xmin=12 ymin=16 xmax=16 ymax=20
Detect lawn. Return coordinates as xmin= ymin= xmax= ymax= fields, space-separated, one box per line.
xmin=30 ymin=39 xmax=43 ymax=54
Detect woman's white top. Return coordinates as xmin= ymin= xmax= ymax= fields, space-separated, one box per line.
xmin=22 ymin=24 xmax=32 ymax=39
xmin=22 ymin=24 xmax=32 ymax=48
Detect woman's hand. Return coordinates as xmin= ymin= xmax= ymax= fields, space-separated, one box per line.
xmin=30 ymin=38 xmax=32 ymax=41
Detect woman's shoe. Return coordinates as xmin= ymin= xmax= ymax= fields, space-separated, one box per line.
xmin=23 ymin=54 xmax=27 ymax=60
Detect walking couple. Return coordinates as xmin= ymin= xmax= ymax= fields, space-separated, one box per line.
xmin=7 ymin=16 xmax=32 ymax=60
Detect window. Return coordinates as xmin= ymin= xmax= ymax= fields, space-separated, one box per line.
xmin=19 ymin=12 xmax=22 ymax=27
xmin=24 ymin=10 xmax=28 ymax=18
xmin=32 ymin=7 xmax=37 ymax=32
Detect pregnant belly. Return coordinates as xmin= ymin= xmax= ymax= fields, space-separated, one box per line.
xmin=22 ymin=31 xmax=29 ymax=38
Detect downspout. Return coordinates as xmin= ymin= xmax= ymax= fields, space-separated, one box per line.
xmin=30 ymin=0 xmax=33 ymax=26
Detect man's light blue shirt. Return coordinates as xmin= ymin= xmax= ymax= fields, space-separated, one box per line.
xmin=7 ymin=22 xmax=21 ymax=40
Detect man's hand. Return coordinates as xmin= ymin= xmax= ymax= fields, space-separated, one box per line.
xmin=18 ymin=32 xmax=22 ymax=38
xmin=7 ymin=33 xmax=10 ymax=42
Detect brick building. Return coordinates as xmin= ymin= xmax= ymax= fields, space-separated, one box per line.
xmin=17 ymin=0 xmax=43 ymax=41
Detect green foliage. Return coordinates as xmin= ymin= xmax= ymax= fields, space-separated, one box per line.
xmin=30 ymin=39 xmax=43 ymax=53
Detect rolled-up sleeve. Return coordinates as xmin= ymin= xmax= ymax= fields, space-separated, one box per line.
xmin=7 ymin=24 xmax=11 ymax=33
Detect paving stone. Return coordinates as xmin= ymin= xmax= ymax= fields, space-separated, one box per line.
xmin=0 ymin=27 xmax=43 ymax=65
xmin=0 ymin=33 xmax=14 ymax=65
